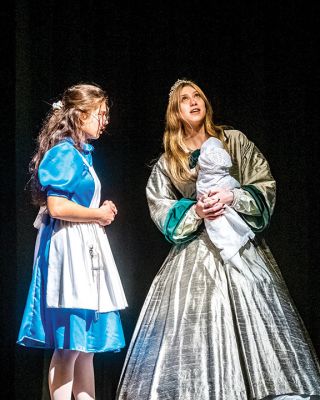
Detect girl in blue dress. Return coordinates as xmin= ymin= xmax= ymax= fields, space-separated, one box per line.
xmin=17 ymin=83 xmax=128 ymax=399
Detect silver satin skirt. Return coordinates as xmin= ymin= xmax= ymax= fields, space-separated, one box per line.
xmin=116 ymin=231 xmax=320 ymax=399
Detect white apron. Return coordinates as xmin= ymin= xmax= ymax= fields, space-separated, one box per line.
xmin=35 ymin=152 xmax=128 ymax=313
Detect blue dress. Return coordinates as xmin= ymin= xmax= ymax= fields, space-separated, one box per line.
xmin=17 ymin=138 xmax=126 ymax=353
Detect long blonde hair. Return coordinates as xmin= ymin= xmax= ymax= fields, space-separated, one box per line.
xmin=163 ymin=79 xmax=225 ymax=184
xmin=29 ymin=83 xmax=109 ymax=205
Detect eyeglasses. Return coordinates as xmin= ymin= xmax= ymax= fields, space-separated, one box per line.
xmin=91 ymin=112 xmax=110 ymax=124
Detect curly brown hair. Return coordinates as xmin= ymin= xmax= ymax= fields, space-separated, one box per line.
xmin=29 ymin=83 xmax=109 ymax=206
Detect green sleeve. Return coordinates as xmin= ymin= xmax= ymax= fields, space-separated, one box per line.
xmin=164 ymin=198 xmax=197 ymax=244
xmin=241 ymin=185 xmax=271 ymax=233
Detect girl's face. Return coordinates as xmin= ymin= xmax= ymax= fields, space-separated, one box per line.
xmin=82 ymin=101 xmax=109 ymax=140
xmin=179 ymin=86 xmax=206 ymax=128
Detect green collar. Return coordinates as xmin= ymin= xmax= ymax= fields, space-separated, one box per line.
xmin=189 ymin=149 xmax=200 ymax=169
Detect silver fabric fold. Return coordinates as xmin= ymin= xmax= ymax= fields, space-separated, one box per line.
xmin=116 ymin=130 xmax=320 ymax=399
xmin=117 ymin=233 xmax=320 ymax=399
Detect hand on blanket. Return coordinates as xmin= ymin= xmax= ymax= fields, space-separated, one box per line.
xmin=195 ymin=188 xmax=233 ymax=220
xmin=206 ymin=188 xmax=234 ymax=206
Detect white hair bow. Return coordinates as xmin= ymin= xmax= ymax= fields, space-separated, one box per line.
xmin=52 ymin=100 xmax=63 ymax=110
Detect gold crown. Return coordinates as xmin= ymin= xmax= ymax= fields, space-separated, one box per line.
xmin=169 ymin=79 xmax=192 ymax=98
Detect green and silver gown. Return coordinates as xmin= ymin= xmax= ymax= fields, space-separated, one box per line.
xmin=116 ymin=130 xmax=320 ymax=399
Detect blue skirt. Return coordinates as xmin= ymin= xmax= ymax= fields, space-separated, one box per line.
xmin=17 ymin=307 xmax=125 ymax=353
xmin=17 ymin=217 xmax=125 ymax=353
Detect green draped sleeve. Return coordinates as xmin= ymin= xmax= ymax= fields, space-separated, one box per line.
xmin=163 ymin=198 xmax=197 ymax=244
xmin=241 ymin=185 xmax=271 ymax=232
xmin=146 ymin=158 xmax=202 ymax=245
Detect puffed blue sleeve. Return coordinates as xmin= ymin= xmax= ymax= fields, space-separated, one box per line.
xmin=38 ymin=142 xmax=84 ymax=199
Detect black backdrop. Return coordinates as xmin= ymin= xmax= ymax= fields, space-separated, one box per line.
xmin=2 ymin=1 xmax=320 ymax=399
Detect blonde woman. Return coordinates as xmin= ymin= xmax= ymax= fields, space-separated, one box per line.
xmin=116 ymin=79 xmax=320 ymax=399
xmin=17 ymin=83 xmax=128 ymax=399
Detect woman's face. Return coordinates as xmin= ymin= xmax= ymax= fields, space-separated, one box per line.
xmin=179 ymin=85 xmax=206 ymax=128
xmin=82 ymin=101 xmax=109 ymax=140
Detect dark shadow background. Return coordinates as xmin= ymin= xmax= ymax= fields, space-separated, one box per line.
xmin=1 ymin=1 xmax=319 ymax=399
